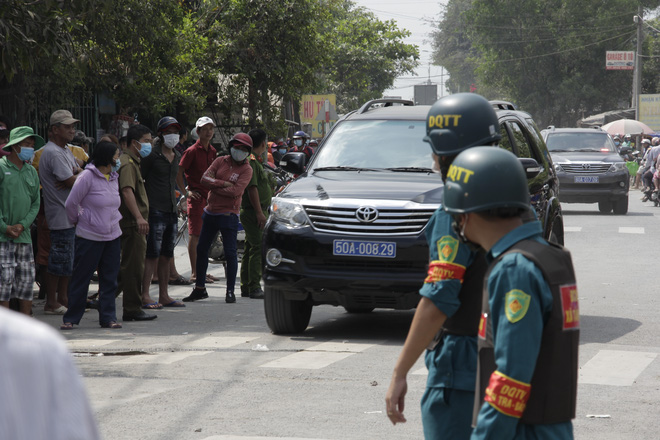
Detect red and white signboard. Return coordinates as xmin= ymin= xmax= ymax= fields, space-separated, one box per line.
xmin=606 ymin=51 xmax=634 ymax=70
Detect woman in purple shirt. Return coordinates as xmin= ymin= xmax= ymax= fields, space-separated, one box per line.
xmin=61 ymin=142 xmax=123 ymax=329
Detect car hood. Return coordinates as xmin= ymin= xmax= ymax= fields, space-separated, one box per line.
xmin=279 ymin=170 xmax=443 ymax=204
xmin=549 ymin=151 xmax=624 ymax=163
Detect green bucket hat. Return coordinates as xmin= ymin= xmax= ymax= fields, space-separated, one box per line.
xmin=3 ymin=126 xmax=46 ymax=152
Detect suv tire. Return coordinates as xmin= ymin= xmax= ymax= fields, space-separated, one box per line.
xmin=598 ymin=201 xmax=613 ymax=214
xmin=344 ymin=306 xmax=375 ymax=314
xmin=264 ymin=287 xmax=313 ymax=334
xmin=613 ymin=196 xmax=629 ymax=215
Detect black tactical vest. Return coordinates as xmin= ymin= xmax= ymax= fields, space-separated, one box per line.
xmin=474 ymin=239 xmax=579 ymax=425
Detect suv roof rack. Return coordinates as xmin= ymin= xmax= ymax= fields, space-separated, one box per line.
xmin=490 ymin=100 xmax=517 ymax=111
xmin=357 ymin=99 xmax=414 ymax=114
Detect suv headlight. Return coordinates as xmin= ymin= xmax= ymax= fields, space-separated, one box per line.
xmin=609 ymin=162 xmax=626 ymax=172
xmin=553 ymin=163 xmax=564 ymax=172
xmin=271 ymin=199 xmax=308 ymax=228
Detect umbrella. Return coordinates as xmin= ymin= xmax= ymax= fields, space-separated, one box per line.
xmin=601 ymin=119 xmax=654 ymax=136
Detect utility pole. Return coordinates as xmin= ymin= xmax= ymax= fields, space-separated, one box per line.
xmin=634 ymin=7 xmax=644 ymax=120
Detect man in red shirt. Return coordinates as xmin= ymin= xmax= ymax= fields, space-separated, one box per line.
xmin=182 ymin=133 xmax=253 ymax=304
xmin=177 ymin=116 xmax=218 ymax=282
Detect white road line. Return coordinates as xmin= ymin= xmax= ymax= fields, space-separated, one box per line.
xmin=111 ymin=351 xmax=211 ymax=365
xmin=579 ymin=350 xmax=657 ymax=386
xmin=188 ymin=335 xmax=259 ymax=349
xmin=564 ymin=226 xmax=582 ymax=232
xmin=66 ymin=339 xmax=119 ymax=349
xmin=260 ymin=340 xmax=374 ymax=370
xmin=203 ymin=436 xmax=329 ymax=440
xmin=619 ymin=227 xmax=645 ymax=234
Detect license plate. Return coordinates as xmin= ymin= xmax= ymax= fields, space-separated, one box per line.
xmin=333 ymin=240 xmax=396 ymax=258
xmin=574 ymin=176 xmax=599 ymax=183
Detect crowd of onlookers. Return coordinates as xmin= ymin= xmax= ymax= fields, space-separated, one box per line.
xmin=0 ymin=110 xmax=316 ymax=330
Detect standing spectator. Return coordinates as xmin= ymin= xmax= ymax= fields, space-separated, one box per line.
xmin=182 ymin=133 xmax=253 ymax=304
xmin=177 ymin=116 xmax=218 ymax=283
xmin=38 ymin=110 xmax=83 ymax=315
xmin=0 ymin=115 xmax=11 ymax=156
xmin=0 ymin=306 xmax=100 ymax=440
xmin=174 ymin=126 xmax=188 ymax=156
xmin=0 ymin=127 xmax=43 ymax=315
xmin=116 ymin=124 xmax=157 ymax=322
xmin=139 ymin=116 xmax=186 ymax=309
xmin=239 ymin=129 xmax=273 ymax=299
xmin=61 ymin=141 xmax=123 ymax=330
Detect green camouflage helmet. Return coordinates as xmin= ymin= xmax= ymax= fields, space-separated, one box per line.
xmin=424 ymin=93 xmax=501 ymax=156
xmin=443 ymin=146 xmax=530 ymax=214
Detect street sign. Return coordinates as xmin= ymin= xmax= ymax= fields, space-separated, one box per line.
xmin=606 ymin=51 xmax=634 ymax=70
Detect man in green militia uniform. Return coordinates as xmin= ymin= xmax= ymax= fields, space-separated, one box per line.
xmin=240 ymin=128 xmax=273 ymax=299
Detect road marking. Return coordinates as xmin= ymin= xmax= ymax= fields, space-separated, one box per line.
xmin=188 ymin=335 xmax=259 ymax=349
xmin=619 ymin=227 xmax=644 ymax=234
xmin=260 ymin=341 xmax=374 ymax=369
xmin=203 ymin=436 xmax=329 ymax=440
xmin=66 ymin=339 xmax=119 ymax=350
xmin=564 ymin=226 xmax=582 ymax=232
xmin=111 ymin=351 xmax=211 ymax=365
xmin=412 ymin=367 xmax=428 ymax=376
xmin=579 ymin=350 xmax=657 ymax=386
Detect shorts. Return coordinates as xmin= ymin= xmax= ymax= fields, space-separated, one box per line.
xmin=47 ymin=227 xmax=75 ymax=277
xmin=146 ymin=210 xmax=178 ymax=258
xmin=0 ymin=241 xmax=35 ymax=301
xmin=187 ymin=196 xmax=205 ymax=236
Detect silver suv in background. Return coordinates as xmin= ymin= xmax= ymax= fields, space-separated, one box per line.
xmin=542 ymin=127 xmax=629 ymax=214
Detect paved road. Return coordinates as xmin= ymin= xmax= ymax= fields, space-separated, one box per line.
xmin=31 ymin=192 xmax=660 ymax=440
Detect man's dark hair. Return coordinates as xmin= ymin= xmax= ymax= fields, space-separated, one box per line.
xmin=248 ymin=128 xmax=267 ymax=148
xmin=0 ymin=115 xmax=11 ymax=130
xmin=126 ymin=124 xmax=151 ymax=148
xmin=179 ymin=127 xmax=188 ymax=137
xmin=92 ymin=141 xmax=119 ymax=168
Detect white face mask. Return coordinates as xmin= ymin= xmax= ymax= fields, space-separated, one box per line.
xmin=163 ymin=133 xmax=179 ymax=149
xmin=230 ymin=147 xmax=250 ymax=162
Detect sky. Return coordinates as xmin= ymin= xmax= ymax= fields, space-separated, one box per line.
xmin=351 ymin=0 xmax=448 ymax=101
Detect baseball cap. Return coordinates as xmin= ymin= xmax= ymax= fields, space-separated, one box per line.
xmin=3 ymin=126 xmax=46 ymax=151
xmin=50 ymin=110 xmax=80 ymax=126
xmin=195 ymin=116 xmax=216 ymax=129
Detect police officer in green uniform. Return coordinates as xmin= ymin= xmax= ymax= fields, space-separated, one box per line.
xmin=442 ymin=147 xmax=579 ymax=439
xmin=239 ymin=128 xmax=274 ymax=299
xmin=386 ymin=93 xmax=501 ymax=439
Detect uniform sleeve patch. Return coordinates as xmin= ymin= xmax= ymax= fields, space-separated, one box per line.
xmin=436 ymin=235 xmax=459 ymax=263
xmin=504 ymin=289 xmax=531 ymax=323
xmin=484 ymin=370 xmax=531 ymax=418
xmin=424 ymin=260 xmax=466 ymax=283
xmin=560 ymin=284 xmax=580 ymax=330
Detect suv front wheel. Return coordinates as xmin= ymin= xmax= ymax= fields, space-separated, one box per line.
xmin=264 ymin=287 xmax=313 ymax=334
xmin=613 ymin=196 xmax=628 ymax=215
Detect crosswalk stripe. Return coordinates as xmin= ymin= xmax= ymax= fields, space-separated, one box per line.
xmin=260 ymin=340 xmax=374 ymax=369
xmin=579 ymin=350 xmax=657 ymax=386
xmin=187 ymin=335 xmax=259 ymax=349
xmin=66 ymin=339 xmax=119 ymax=349
xmin=203 ymin=436 xmax=329 ymax=440
xmin=619 ymin=227 xmax=645 ymax=234
xmin=111 ymin=351 xmax=211 ymax=365
xmin=564 ymin=226 xmax=582 ymax=232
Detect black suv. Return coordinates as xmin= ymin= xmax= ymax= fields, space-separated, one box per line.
xmin=263 ymin=99 xmax=563 ymax=334
xmin=541 ymin=127 xmax=629 ymax=215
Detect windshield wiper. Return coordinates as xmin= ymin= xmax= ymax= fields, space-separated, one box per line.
xmin=313 ymin=166 xmax=380 ymax=172
xmin=385 ymin=167 xmax=434 ymax=172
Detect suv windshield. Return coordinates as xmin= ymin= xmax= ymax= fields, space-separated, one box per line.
xmin=546 ymin=132 xmax=616 ymax=153
xmin=311 ymin=120 xmax=432 ymax=170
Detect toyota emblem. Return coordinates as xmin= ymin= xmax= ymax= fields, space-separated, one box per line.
xmin=356 ymin=206 xmax=379 ymax=223
xmin=581 ymin=163 xmax=591 ymax=169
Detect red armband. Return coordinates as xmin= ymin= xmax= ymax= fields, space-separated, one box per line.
xmin=424 ymin=260 xmax=466 ymax=283
xmin=484 ymin=371 xmax=531 ymax=418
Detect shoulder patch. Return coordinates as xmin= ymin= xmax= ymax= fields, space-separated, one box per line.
xmin=436 ymin=235 xmax=459 ymax=263
xmin=504 ymin=289 xmax=531 ymax=323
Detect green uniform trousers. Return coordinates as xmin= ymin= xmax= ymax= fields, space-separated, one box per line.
xmin=239 ymin=209 xmax=264 ymax=293
xmin=116 ymin=225 xmax=146 ymax=314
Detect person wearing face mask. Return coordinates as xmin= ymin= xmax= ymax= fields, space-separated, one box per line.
xmin=62 ymin=141 xmax=123 ymax=329
xmin=272 ymin=140 xmax=288 ymax=165
xmin=443 ymin=147 xmax=578 ymax=440
xmin=386 ymin=94 xmax=501 ymax=439
xmin=292 ymin=131 xmax=314 ymax=163
xmin=0 ymin=127 xmax=44 ymax=316
xmin=182 ymin=133 xmax=253 ymax=304
xmin=138 ymin=116 xmax=188 ymax=310
xmin=115 ymin=124 xmax=157 ymax=322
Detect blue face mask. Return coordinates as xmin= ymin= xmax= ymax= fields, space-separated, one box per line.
xmin=139 ymin=142 xmax=152 ymax=158
xmin=111 ymin=158 xmax=120 ymax=173
xmin=17 ymin=146 xmax=35 ymax=162
xmin=278 ymin=148 xmax=287 ymax=154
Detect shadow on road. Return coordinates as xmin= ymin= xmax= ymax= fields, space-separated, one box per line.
xmin=579 ymin=314 xmax=641 ymax=344
xmin=561 ymin=209 xmax=654 ymax=217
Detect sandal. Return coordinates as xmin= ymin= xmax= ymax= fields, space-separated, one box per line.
xmin=60 ymin=322 xmax=74 ymax=330
xmin=168 ymin=275 xmax=192 ymax=286
xmin=141 ymin=302 xmax=163 ymax=310
xmin=100 ymin=321 xmax=122 ymax=329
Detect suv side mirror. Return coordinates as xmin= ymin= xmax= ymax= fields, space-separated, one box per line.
xmin=279 ymin=152 xmax=306 ymax=175
xmin=518 ymin=158 xmax=541 ymax=179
